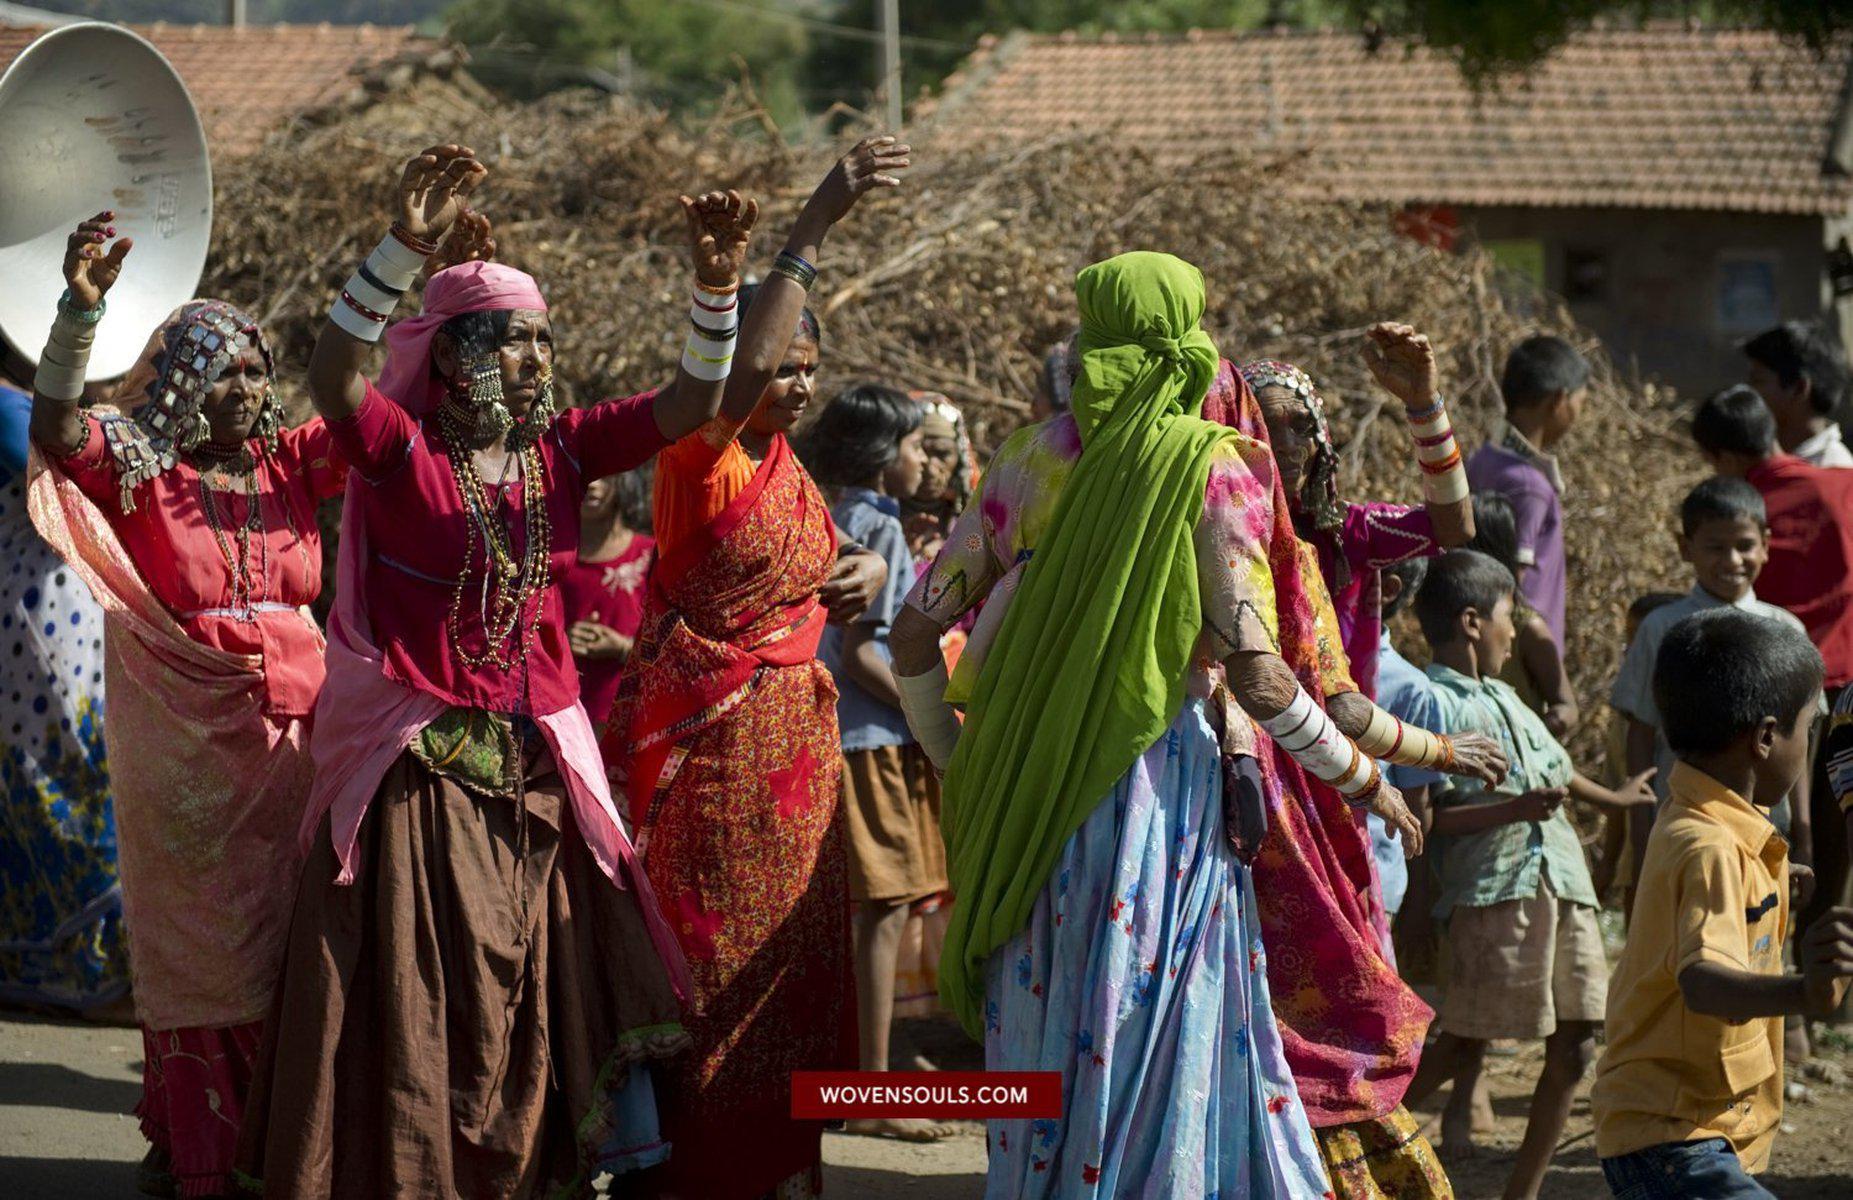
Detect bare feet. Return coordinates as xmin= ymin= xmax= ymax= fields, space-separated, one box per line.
xmin=844 ymin=1116 xmax=958 ymax=1142
xmin=1472 ymin=1078 xmax=1497 ymax=1135
xmin=1439 ymin=1106 xmax=1481 ymax=1161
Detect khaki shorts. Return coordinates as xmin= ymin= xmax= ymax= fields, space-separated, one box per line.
xmin=1440 ymin=885 xmax=1608 ymax=1040
xmin=841 ymin=744 xmax=948 ymax=905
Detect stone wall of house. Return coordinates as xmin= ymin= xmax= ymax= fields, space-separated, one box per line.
xmin=1461 ymin=206 xmax=1829 ymax=399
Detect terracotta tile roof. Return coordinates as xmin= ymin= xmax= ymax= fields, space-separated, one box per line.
xmin=0 ymin=22 xmax=436 ymax=156
xmin=922 ymin=25 xmax=1853 ymax=216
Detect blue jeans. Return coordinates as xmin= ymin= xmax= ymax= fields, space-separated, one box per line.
xmin=1601 ymin=1139 xmax=1776 ymax=1199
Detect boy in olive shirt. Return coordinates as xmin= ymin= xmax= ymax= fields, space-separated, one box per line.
xmin=1593 ymin=609 xmax=1853 ymax=1198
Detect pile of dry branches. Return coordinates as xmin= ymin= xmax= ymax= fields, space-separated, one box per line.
xmin=205 ymin=84 xmax=1702 ymax=764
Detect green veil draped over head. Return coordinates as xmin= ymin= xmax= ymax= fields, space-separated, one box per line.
xmin=937 ymin=251 xmax=1239 ymax=1034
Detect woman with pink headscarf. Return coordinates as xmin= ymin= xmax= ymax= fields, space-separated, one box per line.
xmin=232 ymin=145 xmax=760 ymax=1197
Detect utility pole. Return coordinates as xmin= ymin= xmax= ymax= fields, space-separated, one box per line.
xmin=226 ymin=0 xmax=246 ymax=28
xmin=877 ymin=0 xmax=902 ymax=130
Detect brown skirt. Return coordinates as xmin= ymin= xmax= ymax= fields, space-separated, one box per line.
xmin=235 ymin=750 xmax=689 ymax=1199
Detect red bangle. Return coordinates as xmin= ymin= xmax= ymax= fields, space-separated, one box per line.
xmin=341 ymin=290 xmax=390 ymax=324
xmin=1419 ymin=449 xmax=1463 ymax=476
xmin=388 ymin=221 xmax=438 ymax=256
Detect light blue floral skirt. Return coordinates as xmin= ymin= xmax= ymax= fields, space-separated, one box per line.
xmin=983 ymin=700 xmax=1330 ymax=1199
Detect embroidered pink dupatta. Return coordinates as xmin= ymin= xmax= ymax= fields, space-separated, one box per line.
xmin=28 ymin=449 xmax=314 ymax=1030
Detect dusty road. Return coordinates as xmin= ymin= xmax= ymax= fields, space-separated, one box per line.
xmin=2 ymin=1012 xmax=1848 ymax=1198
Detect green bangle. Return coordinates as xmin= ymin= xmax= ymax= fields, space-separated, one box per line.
xmin=57 ymin=290 xmax=106 ymax=324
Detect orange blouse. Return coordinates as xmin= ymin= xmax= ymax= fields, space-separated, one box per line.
xmin=652 ymin=416 xmax=757 ymax=554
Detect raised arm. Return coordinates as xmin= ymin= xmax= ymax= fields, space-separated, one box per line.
xmin=30 ymin=211 xmax=132 ymax=453
xmin=309 ymin=144 xmax=486 ymax=421
xmin=722 ymin=135 xmax=911 ymax=427
xmin=652 ymin=189 xmax=759 ymax=441
xmin=1363 ymin=322 xmax=1473 ymax=546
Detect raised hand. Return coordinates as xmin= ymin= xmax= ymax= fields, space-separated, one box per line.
xmin=798 ymin=135 xmax=912 ymax=232
xmin=1363 ymin=777 xmax=1424 ymax=859
xmin=679 ymin=189 xmax=758 ymax=289
xmin=1363 ymin=322 xmax=1439 ymax=408
xmin=1446 ymin=731 xmax=1509 ymax=787
xmin=397 ymin=144 xmax=487 ymax=243
xmin=429 ymin=208 xmax=496 ymax=275
xmin=63 ymin=211 xmax=132 ymax=309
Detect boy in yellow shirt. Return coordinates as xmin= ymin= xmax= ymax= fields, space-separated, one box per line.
xmin=1592 ymin=608 xmax=1853 ymax=1198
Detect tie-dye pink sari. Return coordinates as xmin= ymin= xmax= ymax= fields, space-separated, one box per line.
xmin=1203 ymin=363 xmax=1433 ymax=1127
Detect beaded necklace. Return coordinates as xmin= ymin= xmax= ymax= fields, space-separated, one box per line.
xmin=437 ymin=397 xmax=552 ymax=672
xmin=197 ymin=457 xmax=268 ymax=620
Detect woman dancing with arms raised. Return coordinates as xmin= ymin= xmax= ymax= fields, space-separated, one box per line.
xmin=234 ymin=145 xmax=756 ymax=1198
xmin=26 ymin=212 xmax=343 ymax=1198
xmin=603 ymin=135 xmax=909 ymax=1200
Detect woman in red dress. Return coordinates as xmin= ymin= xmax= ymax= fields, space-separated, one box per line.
xmin=605 ymin=136 xmax=910 ymax=1200
xmin=233 ymin=146 xmax=760 ymax=1198
xmin=26 ymin=214 xmax=342 ymax=1198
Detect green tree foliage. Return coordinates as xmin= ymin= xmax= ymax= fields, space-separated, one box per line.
xmin=1352 ymin=1 xmax=1853 ymax=81
xmin=445 ymin=0 xmax=808 ymax=114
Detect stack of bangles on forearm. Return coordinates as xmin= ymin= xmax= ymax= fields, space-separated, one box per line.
xmin=36 ymin=290 xmax=105 ymax=402
xmin=1353 ymin=704 xmax=1458 ymax=773
xmin=770 ymin=249 xmax=817 ymax=291
xmin=1407 ymin=394 xmax=1469 ymax=505
xmin=330 ymin=223 xmax=432 ymax=342
xmin=684 ymin=278 xmax=738 ymax=381
xmin=1258 ymin=689 xmax=1381 ymax=804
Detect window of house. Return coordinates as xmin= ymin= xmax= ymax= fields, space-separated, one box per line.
xmin=1564 ymin=247 xmax=1607 ymax=302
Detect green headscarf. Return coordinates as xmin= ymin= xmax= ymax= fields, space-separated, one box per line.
xmin=938 ymin=251 xmax=1237 ymax=1035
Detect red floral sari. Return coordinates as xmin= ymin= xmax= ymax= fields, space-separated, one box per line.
xmin=1204 ymin=364 xmax=1434 ymax=1128
xmin=605 ymin=434 xmax=854 ymax=1199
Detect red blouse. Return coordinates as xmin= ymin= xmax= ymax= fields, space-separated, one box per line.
xmin=557 ymin=533 xmax=656 ymax=728
xmin=327 ymin=380 xmax=668 ymax=715
xmin=58 ymin=416 xmax=346 ymax=717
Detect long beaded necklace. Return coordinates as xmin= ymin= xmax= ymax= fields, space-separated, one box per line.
xmin=437 ymin=399 xmax=552 ymax=672
xmin=195 ymin=446 xmax=268 ymax=621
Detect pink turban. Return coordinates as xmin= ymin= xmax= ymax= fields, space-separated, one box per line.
xmin=376 ymin=261 xmax=548 ymax=415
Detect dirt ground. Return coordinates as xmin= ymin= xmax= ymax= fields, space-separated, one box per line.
xmin=2 ymin=1012 xmax=1847 ymax=1198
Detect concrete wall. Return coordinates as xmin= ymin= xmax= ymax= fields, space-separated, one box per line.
xmin=1460 ymin=206 xmax=1829 ymax=398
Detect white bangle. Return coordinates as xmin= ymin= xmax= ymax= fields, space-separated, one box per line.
xmin=1257 ymin=687 xmax=1374 ymax=795
xmin=682 ymin=281 xmax=737 ymax=382
xmin=36 ymin=310 xmax=96 ymax=401
xmin=329 ymin=232 xmax=424 ymax=344
xmin=896 ymin=660 xmax=961 ymax=772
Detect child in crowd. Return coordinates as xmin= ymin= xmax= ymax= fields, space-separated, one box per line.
xmin=560 ymin=466 xmax=655 ymax=736
xmin=1370 ymin=556 xmax=1443 ymax=956
xmin=1742 ymin=320 xmax=1853 ymax=467
xmin=1466 ymin=335 xmax=1589 ymax=653
xmin=1692 ymin=384 xmax=1853 ymax=946
xmin=1592 ymin=609 xmax=1853 ymax=1199
xmin=1595 ymin=591 xmax=1683 ymax=910
xmin=1466 ymin=491 xmax=1580 ymax=736
xmin=1610 ymin=477 xmax=1817 ymax=898
xmin=801 ymin=384 xmax=952 ymax=1140
xmin=1402 ymin=550 xmax=1654 ymax=1199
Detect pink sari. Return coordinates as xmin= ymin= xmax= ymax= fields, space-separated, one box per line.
xmin=1203 ymin=364 xmax=1434 ymax=1128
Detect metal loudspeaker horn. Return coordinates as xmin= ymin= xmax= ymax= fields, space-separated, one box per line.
xmin=0 ymin=21 xmax=211 ymax=381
